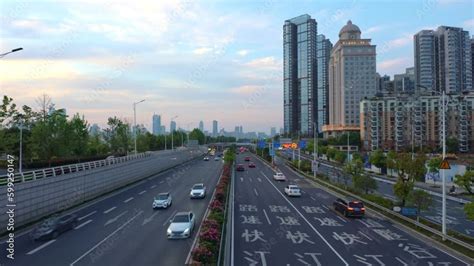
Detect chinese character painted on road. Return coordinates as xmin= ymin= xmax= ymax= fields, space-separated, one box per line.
xmin=242 ymin=229 xmax=267 ymax=243
xmin=269 ymin=205 xmax=291 ymax=213
xmin=333 ymin=232 xmax=368 ymax=245
xmin=240 ymin=204 xmax=258 ymax=212
xmin=425 ymin=215 xmax=458 ymax=225
xmin=398 ymin=243 xmax=436 ymax=259
xmin=314 ymin=217 xmax=342 ymax=227
xmin=358 ymin=218 xmax=384 ymax=228
xmin=302 ymin=206 xmax=326 ymax=214
xmin=241 ymin=215 xmax=262 ymax=225
xmin=372 ymin=229 xmax=407 ymax=241
xmin=428 ymin=262 xmax=452 ymax=266
xmin=277 ymin=216 xmax=300 ymax=226
xmin=294 ymin=252 xmax=322 ymax=266
xmin=286 ymin=231 xmax=315 ymax=244
xmin=353 ymin=255 xmax=385 ymax=266
xmin=243 ymin=251 xmax=270 ymax=266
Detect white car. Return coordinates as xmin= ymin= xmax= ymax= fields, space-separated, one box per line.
xmin=190 ymin=183 xmax=206 ymax=199
xmin=214 ymin=157 xmax=220 ymax=161
xmin=273 ymin=172 xmax=286 ymax=181
xmin=167 ymin=212 xmax=195 ymax=239
xmin=153 ymin=192 xmax=172 ymax=209
xmin=284 ymin=185 xmax=302 ymax=197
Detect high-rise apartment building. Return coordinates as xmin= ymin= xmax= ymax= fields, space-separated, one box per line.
xmin=324 ymin=20 xmax=377 ymax=137
xmin=270 ymin=127 xmax=277 ymax=137
xmin=212 ymin=120 xmax=218 ymax=137
xmin=393 ymin=67 xmax=415 ymax=94
xmin=283 ymin=14 xmax=318 ymax=136
xmin=316 ymin=34 xmax=333 ymax=133
xmin=199 ymin=120 xmax=204 ymax=132
xmin=170 ymin=121 xmax=176 ymax=133
xmin=414 ymin=26 xmax=472 ymax=93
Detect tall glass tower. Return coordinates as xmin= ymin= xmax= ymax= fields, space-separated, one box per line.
xmin=283 ymin=14 xmax=317 ymax=137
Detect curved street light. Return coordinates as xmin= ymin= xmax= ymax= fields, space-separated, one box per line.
xmin=133 ymin=99 xmax=146 ymax=155
xmin=0 ymin=47 xmax=23 ymax=58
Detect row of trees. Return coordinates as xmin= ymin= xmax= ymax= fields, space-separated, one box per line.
xmin=1 ymin=95 xmax=232 ymax=168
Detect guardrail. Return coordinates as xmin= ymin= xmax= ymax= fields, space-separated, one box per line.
xmin=281 ymin=157 xmax=474 ymax=253
xmin=0 ymin=152 xmax=152 ymax=185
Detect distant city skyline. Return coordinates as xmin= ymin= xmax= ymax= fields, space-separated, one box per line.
xmin=1 ymin=1 xmax=472 ymax=132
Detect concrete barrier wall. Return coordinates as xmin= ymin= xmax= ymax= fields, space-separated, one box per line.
xmin=0 ymin=147 xmax=207 ymax=234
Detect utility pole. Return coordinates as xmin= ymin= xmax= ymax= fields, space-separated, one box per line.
xmin=347 ymin=131 xmax=350 ymax=162
xmin=441 ymin=89 xmax=447 ymax=240
xmin=19 ymin=119 xmax=23 ymax=174
xmin=313 ymin=122 xmax=317 ymax=179
xmin=133 ymin=99 xmax=145 ymax=155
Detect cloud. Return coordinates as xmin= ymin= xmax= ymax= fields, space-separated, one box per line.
xmin=364 ymin=25 xmax=383 ymax=34
xmin=244 ymin=56 xmax=281 ymax=69
xmin=378 ymin=57 xmax=412 ymax=76
xmin=463 ymin=18 xmax=474 ymax=31
xmin=237 ymin=49 xmax=250 ymax=56
xmin=192 ymin=47 xmax=213 ymax=55
xmin=378 ymin=34 xmax=412 ymax=54
xmin=230 ymin=85 xmax=261 ymax=95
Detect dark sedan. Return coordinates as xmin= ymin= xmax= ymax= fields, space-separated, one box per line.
xmin=236 ymin=164 xmax=245 ymax=171
xmin=31 ymin=214 xmax=78 ymax=241
xmin=333 ymin=198 xmax=365 ymax=217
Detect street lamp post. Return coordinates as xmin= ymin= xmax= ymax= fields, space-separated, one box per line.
xmin=347 ymin=131 xmax=350 ymax=162
xmin=133 ymin=99 xmax=145 ymax=155
xmin=313 ymin=122 xmax=317 ymax=179
xmin=0 ymin=47 xmax=23 ymax=58
xmin=417 ymin=85 xmax=447 ymax=239
xmin=19 ymin=118 xmax=23 ymax=174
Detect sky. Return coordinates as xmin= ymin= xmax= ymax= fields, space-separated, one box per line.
xmin=1 ymin=0 xmax=473 ymax=133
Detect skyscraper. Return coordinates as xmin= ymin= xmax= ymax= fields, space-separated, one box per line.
xmin=270 ymin=127 xmax=276 ymax=137
xmin=170 ymin=121 xmax=176 ymax=133
xmin=212 ymin=120 xmax=218 ymax=137
xmin=199 ymin=120 xmax=204 ymax=132
xmin=283 ymin=14 xmax=317 ymax=136
xmin=414 ymin=26 xmax=472 ymax=93
xmin=324 ymin=20 xmax=377 ymax=137
xmin=393 ymin=67 xmax=415 ymax=94
xmin=152 ymin=114 xmax=161 ymax=135
xmin=316 ymin=34 xmax=332 ymax=133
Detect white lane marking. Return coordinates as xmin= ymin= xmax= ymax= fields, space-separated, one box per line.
xmin=123 ymin=197 xmax=134 ymax=203
xmin=78 ymin=211 xmax=97 ymax=221
xmin=310 ymin=196 xmax=317 ymax=201
xmin=336 ymin=216 xmax=347 ymax=223
xmin=74 ymin=219 xmax=93 ymax=230
xmin=263 ymin=209 xmax=271 ymax=225
xmin=257 ymin=177 xmax=262 ymax=182
xmin=395 ymin=257 xmax=408 ymax=266
xmin=151 ymin=185 xmax=157 ymax=189
xmin=27 ymin=240 xmax=56 ymax=255
xmin=249 ymin=177 xmax=253 ymax=182
xmin=260 ymin=171 xmax=349 ymax=266
xmin=240 ymin=177 xmax=243 ymax=182
xmin=103 ymin=206 xmax=116 ymax=214
xmin=322 ymin=205 xmax=329 ymax=210
xmin=359 ymin=231 xmax=372 ymax=240
xmin=70 ymin=210 xmax=143 ymax=265
xmin=142 ymin=211 xmax=160 ymax=226
xmin=139 ymin=190 xmax=146 ymax=195
xmin=159 ymin=181 xmax=164 ymax=184
xmin=254 ymin=188 xmax=259 ymax=197
xmin=105 ymin=210 xmax=128 ymax=226
xmin=163 ymin=210 xmax=178 ymax=226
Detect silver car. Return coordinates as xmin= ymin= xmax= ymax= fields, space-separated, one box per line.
xmin=167 ymin=212 xmax=195 ymax=239
xmin=190 ymin=183 xmax=206 ymax=199
xmin=153 ymin=192 xmax=172 ymax=209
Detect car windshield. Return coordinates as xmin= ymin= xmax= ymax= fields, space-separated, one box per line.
xmin=193 ymin=184 xmax=203 ymax=189
xmin=173 ymin=215 xmax=189 ymax=223
xmin=156 ymin=194 xmax=168 ymax=200
xmin=290 ymin=186 xmax=299 ymax=190
xmin=38 ymin=218 xmax=57 ymax=230
xmin=349 ymin=202 xmax=364 ymax=208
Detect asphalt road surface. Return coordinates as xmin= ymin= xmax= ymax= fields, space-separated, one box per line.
xmin=282 ymin=150 xmax=474 ymax=237
xmin=0 ymin=155 xmax=223 ymax=266
xmin=231 ymin=152 xmax=471 ymax=266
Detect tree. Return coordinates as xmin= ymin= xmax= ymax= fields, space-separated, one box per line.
xmin=353 ymin=174 xmax=378 ymax=194
xmin=67 ymin=114 xmax=89 ymax=157
xmin=0 ymin=95 xmax=18 ymax=126
xmin=446 ymin=137 xmax=459 ymax=153
xmin=408 ymin=190 xmax=433 ymax=222
xmin=369 ymin=149 xmax=386 ymax=169
xmin=189 ymin=128 xmax=206 ymax=144
xmin=427 ymin=157 xmax=442 ymax=185
xmin=464 ymin=202 xmax=474 ymax=220
xmin=334 ymin=151 xmax=347 ymax=164
xmin=386 ymin=150 xmax=398 ymax=176
xmin=326 ymin=147 xmax=336 ymax=160
xmin=454 ymin=171 xmax=474 ymax=194
xmin=104 ymin=117 xmax=131 ymax=154
xmin=394 ymin=178 xmax=414 ymax=207
xmin=344 ymin=157 xmax=364 ymax=177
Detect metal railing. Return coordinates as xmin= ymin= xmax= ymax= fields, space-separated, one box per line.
xmin=0 ymin=152 xmax=152 ymax=185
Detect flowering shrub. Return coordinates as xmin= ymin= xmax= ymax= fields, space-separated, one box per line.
xmin=200 ymin=227 xmax=221 ymax=243
xmin=191 ymin=246 xmax=213 ymax=264
xmin=210 ymin=200 xmax=224 ymax=212
xmin=202 ymin=219 xmax=220 ymax=231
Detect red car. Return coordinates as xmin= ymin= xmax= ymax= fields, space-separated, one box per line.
xmin=244 ymin=156 xmax=251 ymax=161
xmin=236 ymin=164 xmax=245 ymax=171
xmin=248 ymin=162 xmax=256 ymax=168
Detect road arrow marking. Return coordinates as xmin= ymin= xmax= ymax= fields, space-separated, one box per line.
xmin=142 ymin=211 xmax=160 ymax=226
xmin=105 ymin=211 xmax=128 ymax=226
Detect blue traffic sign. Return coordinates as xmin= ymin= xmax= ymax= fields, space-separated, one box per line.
xmin=401 ymin=207 xmax=417 ymax=217
xmin=273 ymin=142 xmax=280 ymax=148
xmin=298 ymin=140 xmax=306 ymax=149
xmin=257 ymin=140 xmax=266 ymax=149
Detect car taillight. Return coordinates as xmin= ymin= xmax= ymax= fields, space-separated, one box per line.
xmin=347 ymin=207 xmax=354 ymax=211
xmin=361 ymin=208 xmax=365 ymax=211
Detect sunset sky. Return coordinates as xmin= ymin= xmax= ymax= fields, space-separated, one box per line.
xmin=1 ymin=0 xmax=473 ymax=133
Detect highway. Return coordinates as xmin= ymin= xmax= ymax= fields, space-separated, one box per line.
xmin=0 ymin=155 xmax=223 ymax=266
xmin=231 ymin=152 xmax=471 ymax=265
xmin=281 ymin=150 xmax=473 ymax=237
